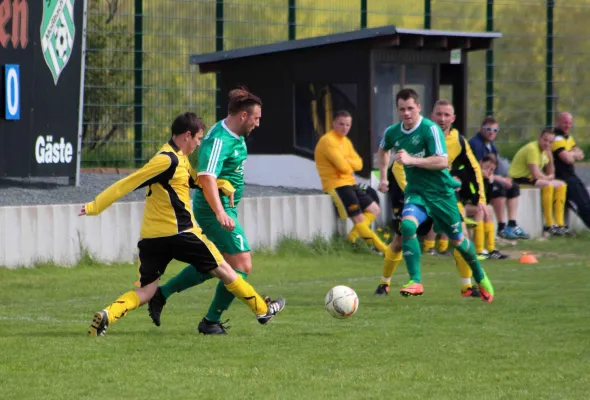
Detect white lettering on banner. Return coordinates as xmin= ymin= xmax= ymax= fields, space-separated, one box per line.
xmin=35 ymin=135 xmax=73 ymax=164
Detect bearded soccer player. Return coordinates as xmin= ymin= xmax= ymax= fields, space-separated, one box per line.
xmin=82 ymin=112 xmax=285 ymax=336
xmin=147 ymin=89 xmax=278 ymax=335
xmin=377 ymin=89 xmax=494 ymax=302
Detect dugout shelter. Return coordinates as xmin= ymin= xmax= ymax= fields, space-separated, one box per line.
xmin=189 ymin=25 xmax=501 ymax=178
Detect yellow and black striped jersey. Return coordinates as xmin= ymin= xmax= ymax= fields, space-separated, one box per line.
xmin=552 ymin=128 xmax=577 ymax=180
xmin=391 ymin=129 xmax=486 ymax=204
xmin=85 ymin=139 xmax=200 ymax=239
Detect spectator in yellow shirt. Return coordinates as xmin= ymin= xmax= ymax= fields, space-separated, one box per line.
xmin=509 ymin=128 xmax=574 ymax=236
xmin=314 ymin=110 xmax=392 ymax=257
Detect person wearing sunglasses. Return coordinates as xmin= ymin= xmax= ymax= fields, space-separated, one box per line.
xmin=469 ymin=116 xmax=530 ymax=240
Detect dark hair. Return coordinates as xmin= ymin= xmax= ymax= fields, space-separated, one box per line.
xmin=540 ymin=128 xmax=555 ymax=137
xmin=482 ymin=154 xmax=497 ymax=165
xmin=481 ymin=115 xmax=498 ymax=126
xmin=396 ymin=88 xmax=420 ymax=105
xmin=171 ymin=112 xmax=206 ymax=137
xmin=228 ymin=87 xmax=262 ymax=115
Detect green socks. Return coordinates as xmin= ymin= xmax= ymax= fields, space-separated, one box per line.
xmin=159 ymin=265 xmax=214 ymax=299
xmin=455 ymin=238 xmax=485 ymax=282
xmin=205 ymin=270 xmax=249 ymax=323
xmin=401 ymin=236 xmax=422 ymax=283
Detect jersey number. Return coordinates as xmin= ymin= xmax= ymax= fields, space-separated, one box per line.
xmin=235 ymin=234 xmax=244 ymax=251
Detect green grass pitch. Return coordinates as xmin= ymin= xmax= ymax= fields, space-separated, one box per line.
xmin=1 ymin=235 xmax=589 ymax=399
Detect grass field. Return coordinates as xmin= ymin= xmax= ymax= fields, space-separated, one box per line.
xmin=1 ymin=236 xmax=589 ymax=399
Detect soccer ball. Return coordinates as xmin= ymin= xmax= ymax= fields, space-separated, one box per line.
xmin=325 ymin=285 xmax=359 ymax=319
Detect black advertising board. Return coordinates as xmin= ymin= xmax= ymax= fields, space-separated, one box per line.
xmin=0 ymin=0 xmax=84 ymax=178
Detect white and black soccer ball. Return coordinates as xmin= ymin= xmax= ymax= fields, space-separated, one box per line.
xmin=325 ymin=285 xmax=359 ymax=319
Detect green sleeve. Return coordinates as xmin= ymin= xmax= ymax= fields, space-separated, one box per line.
xmin=197 ymin=135 xmax=231 ymax=177
xmin=424 ymin=124 xmax=448 ymax=157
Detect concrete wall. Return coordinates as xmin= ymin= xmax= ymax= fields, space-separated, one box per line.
xmin=0 ymin=189 xmax=587 ymax=269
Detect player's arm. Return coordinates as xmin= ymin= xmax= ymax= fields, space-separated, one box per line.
xmin=544 ymin=150 xmax=555 ymax=177
xmin=324 ymin=139 xmax=354 ymax=175
xmin=377 ymin=131 xmax=394 ymax=191
xmin=553 ymin=137 xmax=582 ymax=164
xmin=83 ymin=154 xmax=172 ymax=215
xmin=464 ymin=139 xmax=487 ymax=204
xmin=392 ymin=161 xmax=407 ymax=191
xmin=346 ymin=139 xmax=363 ymax=172
xmin=526 ymin=148 xmax=552 ymax=180
xmin=397 ymin=125 xmax=447 ymax=170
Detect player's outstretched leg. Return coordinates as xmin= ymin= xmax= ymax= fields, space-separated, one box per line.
xmin=453 ymin=237 xmax=494 ymax=302
xmin=148 ymin=265 xmax=214 ymax=326
xmin=399 ymin=218 xmax=424 ymax=297
xmin=89 ymin=290 xmax=141 ymax=336
xmin=213 ymin=262 xmax=285 ymax=324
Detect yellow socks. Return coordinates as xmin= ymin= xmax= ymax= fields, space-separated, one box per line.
xmin=104 ymin=291 xmax=140 ymax=324
xmin=541 ymin=186 xmax=555 ymax=226
xmin=347 ymin=227 xmax=359 ymax=243
xmin=347 ymin=212 xmax=377 ymax=244
xmin=554 ymin=185 xmax=567 ymax=226
xmin=225 ymin=275 xmax=268 ymax=316
xmin=380 ymin=249 xmax=402 ymax=285
xmin=438 ymin=238 xmax=449 ymax=253
xmin=484 ymin=222 xmax=496 ymax=252
xmin=355 ymin=221 xmax=389 ymax=254
xmin=474 ymin=221 xmax=484 ymax=254
xmin=454 ymin=249 xmax=472 ymax=290
xmin=363 ymin=212 xmax=377 ymax=225
xmin=423 ymin=239 xmax=435 ymax=253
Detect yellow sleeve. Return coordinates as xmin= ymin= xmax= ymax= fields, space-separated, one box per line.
xmin=85 ymin=153 xmax=172 ymax=215
xmin=552 ymin=137 xmax=567 ymax=152
xmin=193 ymin=177 xmax=236 ymax=197
xmin=524 ymin=146 xmax=538 ymax=167
xmin=345 ymin=138 xmax=363 ymax=172
xmin=464 ymin=142 xmax=486 ymax=204
xmin=324 ymin=138 xmax=353 ymax=175
xmin=392 ymin=161 xmax=407 ymax=191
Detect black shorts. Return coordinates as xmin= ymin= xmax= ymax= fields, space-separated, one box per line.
xmin=387 ymin=174 xmax=434 ymax=236
xmin=512 ymin=177 xmax=536 ymax=186
xmin=457 ymin=181 xmax=480 ymax=206
xmin=137 ymin=231 xmax=221 ymax=286
xmin=330 ymin=184 xmax=376 ymax=219
xmin=490 ymin=180 xmax=520 ymax=199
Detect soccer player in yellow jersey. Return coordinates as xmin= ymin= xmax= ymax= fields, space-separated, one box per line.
xmin=81 ymin=112 xmax=285 ymax=336
xmin=314 ymin=111 xmax=394 ymax=254
xmin=509 ymin=128 xmax=573 ymax=236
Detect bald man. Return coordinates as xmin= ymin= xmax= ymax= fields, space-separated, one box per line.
xmin=552 ymin=112 xmax=590 ymax=229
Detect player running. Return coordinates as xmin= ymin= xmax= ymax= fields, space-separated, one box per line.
xmin=148 ymin=88 xmax=274 ymax=335
xmin=377 ymin=89 xmax=495 ymax=302
xmin=82 ymin=111 xmax=285 ymax=336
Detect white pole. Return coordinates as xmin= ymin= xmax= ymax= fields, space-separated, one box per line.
xmin=73 ymin=0 xmax=88 ymax=187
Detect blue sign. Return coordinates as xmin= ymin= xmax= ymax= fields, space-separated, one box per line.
xmin=5 ymin=65 xmax=20 ymax=120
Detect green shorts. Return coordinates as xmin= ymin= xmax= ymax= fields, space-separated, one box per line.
xmin=404 ymin=192 xmax=464 ymax=240
xmin=194 ymin=206 xmax=250 ymax=255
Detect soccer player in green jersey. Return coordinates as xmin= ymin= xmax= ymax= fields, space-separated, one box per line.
xmin=148 ymin=88 xmax=282 ymax=334
xmin=377 ymin=89 xmax=495 ymax=302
